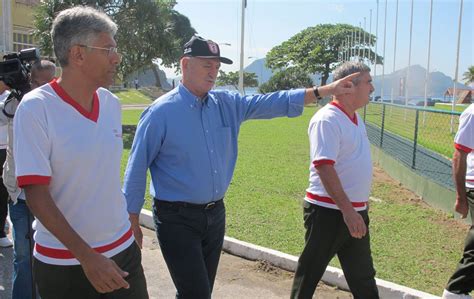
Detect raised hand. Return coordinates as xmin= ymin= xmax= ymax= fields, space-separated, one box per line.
xmin=327 ymin=72 xmax=361 ymax=96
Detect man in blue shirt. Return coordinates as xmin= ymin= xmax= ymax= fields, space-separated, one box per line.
xmin=123 ymin=35 xmax=359 ymax=299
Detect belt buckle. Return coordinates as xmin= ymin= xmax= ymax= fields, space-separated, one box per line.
xmin=204 ymin=202 xmax=215 ymax=209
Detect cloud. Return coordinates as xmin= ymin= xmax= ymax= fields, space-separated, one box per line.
xmin=329 ymin=4 xmax=345 ymax=13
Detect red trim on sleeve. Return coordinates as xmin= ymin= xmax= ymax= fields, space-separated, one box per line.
xmin=35 ymin=228 xmax=133 ymax=259
xmin=49 ymin=79 xmax=99 ymax=122
xmin=17 ymin=175 xmax=51 ymax=188
xmin=330 ymin=102 xmax=358 ymax=125
xmin=313 ymin=159 xmax=335 ymax=167
xmin=454 ymin=143 xmax=472 ymax=153
xmin=306 ymin=192 xmax=367 ymax=208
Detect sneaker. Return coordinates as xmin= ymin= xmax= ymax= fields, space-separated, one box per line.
xmin=0 ymin=236 xmax=13 ymax=248
xmin=442 ymin=289 xmax=473 ymax=299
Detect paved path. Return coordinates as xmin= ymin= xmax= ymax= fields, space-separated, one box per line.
xmin=122 ymin=104 xmax=149 ymax=110
xmin=1 ymin=227 xmax=352 ymax=298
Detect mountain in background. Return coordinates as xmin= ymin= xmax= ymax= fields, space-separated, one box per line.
xmin=243 ymin=58 xmax=273 ymax=84
xmin=372 ymin=64 xmax=469 ymax=98
xmin=243 ymin=59 xmax=470 ymax=97
xmin=126 ymin=64 xmax=172 ymax=90
xmin=153 ymin=59 xmax=470 ymax=96
xmin=243 ymin=58 xmax=330 ymax=86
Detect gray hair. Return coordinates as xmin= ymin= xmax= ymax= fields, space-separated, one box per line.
xmin=31 ymin=60 xmax=56 ymax=75
xmin=333 ymin=61 xmax=370 ymax=85
xmin=51 ymin=6 xmax=117 ymax=67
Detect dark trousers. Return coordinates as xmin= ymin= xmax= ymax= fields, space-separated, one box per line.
xmin=0 ymin=148 xmax=9 ymax=238
xmin=446 ymin=189 xmax=474 ymax=295
xmin=153 ymin=199 xmax=226 ymax=299
xmin=33 ymin=242 xmax=148 ymax=299
xmin=291 ymin=202 xmax=379 ymax=299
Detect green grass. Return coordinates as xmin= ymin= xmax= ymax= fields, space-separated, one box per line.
xmin=114 ymin=89 xmax=153 ymax=105
xmin=364 ymin=103 xmax=460 ymax=158
xmin=122 ymin=109 xmax=144 ymax=125
xmin=434 ymin=103 xmax=467 ymax=113
xmin=120 ymin=107 xmax=468 ymax=295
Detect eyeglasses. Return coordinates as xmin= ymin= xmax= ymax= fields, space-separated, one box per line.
xmin=78 ymin=44 xmax=121 ymax=58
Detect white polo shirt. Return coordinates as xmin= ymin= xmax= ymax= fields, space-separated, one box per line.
xmin=454 ymin=104 xmax=474 ymax=188
xmin=14 ymin=79 xmax=133 ymax=265
xmin=306 ymin=102 xmax=372 ymax=211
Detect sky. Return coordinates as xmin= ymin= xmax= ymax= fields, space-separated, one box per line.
xmin=162 ymin=0 xmax=473 ymax=82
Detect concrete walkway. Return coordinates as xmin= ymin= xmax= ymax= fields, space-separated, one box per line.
xmin=122 ymin=104 xmax=149 ymax=110
xmin=0 ymin=227 xmax=351 ymax=299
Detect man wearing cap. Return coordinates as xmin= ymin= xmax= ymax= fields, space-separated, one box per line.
xmin=123 ymin=35 xmax=359 ymax=299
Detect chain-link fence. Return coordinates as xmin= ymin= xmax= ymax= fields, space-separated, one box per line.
xmin=362 ymin=102 xmax=462 ymax=190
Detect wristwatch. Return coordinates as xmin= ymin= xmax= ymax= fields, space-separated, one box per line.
xmin=313 ymin=86 xmax=322 ymax=101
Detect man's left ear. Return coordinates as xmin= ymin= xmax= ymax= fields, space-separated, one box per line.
xmin=69 ymin=45 xmax=86 ymax=66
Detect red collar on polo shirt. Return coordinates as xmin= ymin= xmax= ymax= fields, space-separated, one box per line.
xmin=329 ymin=101 xmax=357 ymax=125
xmin=49 ymin=79 xmax=99 ymax=122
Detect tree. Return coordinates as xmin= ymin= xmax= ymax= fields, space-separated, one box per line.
xmin=215 ymin=71 xmax=258 ymax=91
xmin=462 ymin=66 xmax=474 ymax=86
xmin=258 ymin=67 xmax=313 ymax=94
xmin=33 ymin=0 xmax=195 ymax=88
xmin=265 ymin=24 xmax=382 ymax=85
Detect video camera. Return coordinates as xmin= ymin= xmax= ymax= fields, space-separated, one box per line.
xmin=0 ymin=48 xmax=40 ymax=100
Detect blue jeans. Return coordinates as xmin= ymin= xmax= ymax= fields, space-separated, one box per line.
xmin=9 ymin=199 xmax=37 ymax=299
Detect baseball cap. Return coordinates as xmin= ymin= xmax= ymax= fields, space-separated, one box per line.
xmin=182 ymin=35 xmax=233 ymax=65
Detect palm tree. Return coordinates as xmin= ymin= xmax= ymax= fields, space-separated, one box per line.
xmin=462 ymin=66 xmax=474 ymax=86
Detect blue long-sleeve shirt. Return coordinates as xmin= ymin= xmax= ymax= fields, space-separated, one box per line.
xmin=123 ymin=83 xmax=305 ymax=213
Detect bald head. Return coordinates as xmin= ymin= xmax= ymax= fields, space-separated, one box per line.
xmin=31 ymin=60 xmax=56 ymax=89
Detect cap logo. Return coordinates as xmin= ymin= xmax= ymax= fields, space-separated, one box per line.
xmin=207 ymin=41 xmax=219 ymax=55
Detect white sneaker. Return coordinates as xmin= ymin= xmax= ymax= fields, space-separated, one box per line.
xmin=442 ymin=289 xmax=473 ymax=299
xmin=0 ymin=236 xmax=13 ymax=248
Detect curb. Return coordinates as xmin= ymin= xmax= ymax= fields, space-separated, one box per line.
xmin=139 ymin=209 xmax=439 ymax=299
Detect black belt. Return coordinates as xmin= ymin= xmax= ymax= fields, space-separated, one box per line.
xmin=154 ymin=198 xmax=224 ymax=210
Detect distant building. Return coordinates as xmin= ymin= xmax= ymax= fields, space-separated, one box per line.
xmin=444 ymin=88 xmax=473 ymax=104
xmin=0 ymin=0 xmax=40 ymax=55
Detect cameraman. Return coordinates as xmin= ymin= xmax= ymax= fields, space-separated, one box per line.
xmin=0 ymin=81 xmax=11 ymax=248
xmin=0 ymin=60 xmax=55 ymax=299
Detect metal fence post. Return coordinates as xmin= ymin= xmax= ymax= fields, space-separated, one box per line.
xmin=363 ymin=105 xmax=367 ymax=123
xmin=412 ymin=109 xmax=419 ymax=169
xmin=380 ymin=103 xmax=386 ymax=147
